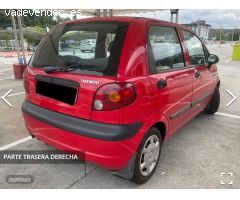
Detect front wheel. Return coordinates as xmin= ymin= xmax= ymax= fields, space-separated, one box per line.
xmin=131 ymin=127 xmax=162 ymax=184
xmin=205 ymin=86 xmax=220 ymax=114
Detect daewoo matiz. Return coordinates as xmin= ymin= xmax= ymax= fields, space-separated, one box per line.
xmin=22 ymin=17 xmax=220 ymax=184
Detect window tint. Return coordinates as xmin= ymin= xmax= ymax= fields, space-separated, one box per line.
xmin=182 ymin=30 xmax=206 ymax=66
xmin=148 ymin=26 xmax=185 ymax=74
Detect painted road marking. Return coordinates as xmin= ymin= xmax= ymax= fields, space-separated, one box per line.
xmin=216 ymin=112 xmax=240 ymax=119
xmin=0 ymin=136 xmax=32 ymax=151
xmin=225 ymin=58 xmax=232 ymax=63
xmin=0 ymin=68 xmax=13 ymax=71
xmin=8 ymin=91 xmax=25 ymax=97
xmin=0 ymin=72 xmax=12 ymax=75
xmin=0 ymin=75 xmax=14 ymax=80
xmin=0 ymin=78 xmax=14 ymax=81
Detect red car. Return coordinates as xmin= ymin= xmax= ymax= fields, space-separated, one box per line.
xmin=22 ymin=17 xmax=220 ymax=184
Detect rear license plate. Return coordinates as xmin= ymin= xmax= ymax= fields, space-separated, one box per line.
xmin=36 ymin=75 xmax=79 ymax=105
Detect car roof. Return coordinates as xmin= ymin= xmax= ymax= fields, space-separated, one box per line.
xmin=63 ymin=16 xmax=194 ymax=34
xmin=64 ymin=16 xmax=137 ymax=24
xmin=63 ymin=16 xmax=178 ymax=24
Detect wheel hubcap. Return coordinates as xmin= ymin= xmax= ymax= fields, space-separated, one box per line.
xmin=139 ymin=135 xmax=160 ymax=176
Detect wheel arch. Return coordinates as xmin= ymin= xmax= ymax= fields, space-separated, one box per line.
xmin=152 ymin=121 xmax=167 ymax=142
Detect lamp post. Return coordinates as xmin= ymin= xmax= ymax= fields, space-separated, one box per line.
xmin=219 ymin=29 xmax=222 ymax=48
xmin=231 ymin=30 xmax=234 ymax=43
xmin=17 ymin=15 xmax=26 ymax=64
xmin=11 ymin=16 xmax=20 ymax=63
xmin=170 ymin=9 xmax=179 ymax=23
xmin=12 ymin=14 xmax=27 ymax=79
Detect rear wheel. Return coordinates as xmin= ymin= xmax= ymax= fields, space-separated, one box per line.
xmin=131 ymin=127 xmax=162 ymax=184
xmin=205 ymin=86 xmax=220 ymax=114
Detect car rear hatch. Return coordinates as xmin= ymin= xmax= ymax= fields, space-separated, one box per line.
xmin=26 ymin=69 xmax=116 ymax=120
xmin=25 ymin=20 xmax=129 ymax=120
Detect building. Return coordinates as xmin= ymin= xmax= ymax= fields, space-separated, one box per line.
xmin=182 ymin=20 xmax=211 ymax=40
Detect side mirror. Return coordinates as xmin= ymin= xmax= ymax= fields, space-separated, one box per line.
xmin=208 ymin=54 xmax=219 ymax=66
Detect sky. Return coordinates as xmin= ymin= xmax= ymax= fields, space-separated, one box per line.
xmin=52 ymin=9 xmax=240 ymax=29
xmin=128 ymin=9 xmax=240 ymax=29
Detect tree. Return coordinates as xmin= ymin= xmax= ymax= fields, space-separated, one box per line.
xmin=215 ymin=29 xmax=227 ymax=41
xmin=24 ymin=35 xmax=36 ymax=45
xmin=0 ymin=33 xmax=13 ymax=40
xmin=233 ymin=31 xmax=240 ymax=41
xmin=0 ymin=10 xmax=12 ymax=28
xmin=21 ymin=10 xmax=57 ymax=28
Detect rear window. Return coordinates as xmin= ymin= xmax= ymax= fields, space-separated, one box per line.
xmin=29 ymin=22 xmax=129 ymax=76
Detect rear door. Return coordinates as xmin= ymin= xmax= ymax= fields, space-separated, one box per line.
xmin=147 ymin=24 xmax=194 ymax=135
xmin=181 ymin=30 xmax=214 ymax=112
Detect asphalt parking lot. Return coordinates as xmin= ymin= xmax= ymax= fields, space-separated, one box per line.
xmin=0 ymin=44 xmax=239 ymax=188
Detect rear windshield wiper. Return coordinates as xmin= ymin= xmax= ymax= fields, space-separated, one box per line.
xmin=43 ymin=65 xmax=80 ymax=74
xmin=43 ymin=66 xmax=60 ymax=74
xmin=43 ymin=64 xmax=99 ymax=74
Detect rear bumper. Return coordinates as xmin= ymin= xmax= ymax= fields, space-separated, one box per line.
xmin=22 ymin=101 xmax=142 ymax=141
xmin=21 ymin=100 xmax=142 ymax=170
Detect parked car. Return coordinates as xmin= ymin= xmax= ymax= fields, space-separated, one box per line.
xmin=79 ymin=39 xmax=96 ymax=52
xmin=22 ymin=17 xmax=220 ymax=184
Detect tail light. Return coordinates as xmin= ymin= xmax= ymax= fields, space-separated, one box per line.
xmin=23 ymin=69 xmax=29 ymax=94
xmin=93 ymin=83 xmax=136 ymax=111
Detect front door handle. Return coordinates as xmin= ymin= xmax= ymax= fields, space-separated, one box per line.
xmin=195 ymin=70 xmax=201 ymax=78
xmin=157 ymin=79 xmax=167 ymax=89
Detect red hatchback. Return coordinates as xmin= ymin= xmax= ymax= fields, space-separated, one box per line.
xmin=22 ymin=17 xmax=220 ymax=184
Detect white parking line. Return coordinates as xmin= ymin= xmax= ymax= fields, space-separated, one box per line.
xmin=225 ymin=58 xmax=232 ymax=63
xmin=0 ymin=68 xmax=13 ymax=71
xmin=0 ymin=78 xmax=14 ymax=81
xmin=8 ymin=91 xmax=25 ymax=97
xmin=0 ymin=72 xmax=12 ymax=75
xmin=216 ymin=112 xmax=240 ymax=119
xmin=0 ymin=77 xmax=15 ymax=81
xmin=0 ymin=91 xmax=25 ymax=98
xmin=0 ymin=136 xmax=32 ymax=151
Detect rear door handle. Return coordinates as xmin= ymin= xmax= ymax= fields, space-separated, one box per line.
xmin=157 ymin=79 xmax=167 ymax=89
xmin=195 ymin=70 xmax=201 ymax=78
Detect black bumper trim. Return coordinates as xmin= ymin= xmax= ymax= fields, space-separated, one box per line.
xmin=22 ymin=100 xmax=142 ymax=141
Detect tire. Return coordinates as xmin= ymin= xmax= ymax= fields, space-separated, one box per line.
xmin=131 ymin=127 xmax=162 ymax=184
xmin=205 ymin=86 xmax=220 ymax=114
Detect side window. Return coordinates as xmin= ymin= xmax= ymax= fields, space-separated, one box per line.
xmin=182 ymin=30 xmax=206 ymax=66
xmin=148 ymin=26 xmax=185 ymax=74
